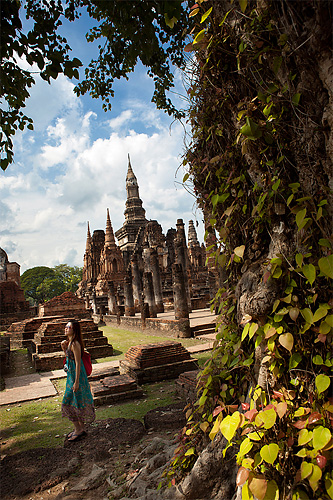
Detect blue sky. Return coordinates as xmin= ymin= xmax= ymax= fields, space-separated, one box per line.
xmin=1 ymin=7 xmax=204 ymax=273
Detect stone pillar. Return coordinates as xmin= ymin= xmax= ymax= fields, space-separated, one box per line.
xmin=90 ymin=291 xmax=97 ymax=315
xmin=176 ymin=241 xmax=192 ymax=312
xmin=143 ymin=272 xmax=157 ymax=318
xmin=131 ymin=254 xmax=143 ymax=311
xmin=124 ymin=275 xmax=135 ymax=316
xmin=150 ymin=249 xmax=164 ymax=313
xmin=107 ymin=281 xmax=118 ymax=315
xmin=172 ymin=263 xmax=191 ymax=337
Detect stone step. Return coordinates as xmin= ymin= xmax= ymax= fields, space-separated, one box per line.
xmin=90 ymin=373 xmax=144 ymax=406
xmin=120 ymin=358 xmax=198 ymax=385
xmin=93 ymin=388 xmax=144 ymax=407
xmin=191 ymin=322 xmax=216 ymax=337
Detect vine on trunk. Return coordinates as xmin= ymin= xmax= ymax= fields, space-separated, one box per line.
xmin=163 ymin=1 xmax=332 ymax=499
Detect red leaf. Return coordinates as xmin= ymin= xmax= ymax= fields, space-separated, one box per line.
xmin=287 ymin=436 xmax=294 ymax=447
xmin=212 ymin=405 xmax=224 ymax=417
xmin=263 ymin=271 xmax=270 ymax=283
xmin=316 ymin=455 xmax=327 ymax=469
xmin=244 ymin=409 xmax=258 ymax=422
xmin=308 ymin=412 xmax=323 ymax=425
xmin=293 ymin=419 xmax=308 ymax=429
xmin=171 ymin=478 xmax=176 ymax=486
xmin=236 ymin=467 xmax=250 ymax=487
xmin=242 ymin=402 xmax=250 ymax=411
xmin=273 ymin=390 xmax=284 ymax=400
xmin=190 ymin=3 xmax=199 ymax=9
xmin=317 ymin=334 xmax=327 ymax=343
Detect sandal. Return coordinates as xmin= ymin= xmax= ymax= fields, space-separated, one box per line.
xmin=68 ymin=431 xmax=87 ymax=442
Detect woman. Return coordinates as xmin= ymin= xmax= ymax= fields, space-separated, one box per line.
xmin=61 ymin=320 xmax=95 ymax=441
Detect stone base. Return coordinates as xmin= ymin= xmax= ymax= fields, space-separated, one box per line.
xmin=90 ymin=373 xmax=144 ymax=406
xmin=120 ymin=358 xmax=198 ymax=385
xmin=175 ymin=370 xmax=200 ymax=402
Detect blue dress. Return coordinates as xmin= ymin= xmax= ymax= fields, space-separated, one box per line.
xmin=61 ymin=345 xmax=95 ymax=425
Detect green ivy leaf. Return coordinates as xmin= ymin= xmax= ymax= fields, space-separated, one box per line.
xmin=201 ymin=6 xmax=213 ymax=23
xmin=312 ymin=426 xmax=331 ymax=450
xmin=312 ymin=355 xmax=324 ymax=365
xmin=301 ymin=461 xmax=313 ymax=480
xmin=289 ymin=352 xmax=302 ymax=369
xmin=292 ymin=93 xmax=301 ymax=106
xmin=260 ymin=443 xmax=279 ymax=464
xmin=220 ymin=412 xmax=242 ymax=442
xmin=298 ymin=429 xmax=313 ymax=446
xmin=240 ymin=117 xmax=262 ymax=140
xmin=239 ymin=0 xmax=248 ymax=13
xmin=315 ymin=374 xmax=330 ymax=395
xmin=302 ymin=264 xmax=316 ymax=286
xmin=301 ymin=308 xmax=314 ymax=324
xmin=318 ymin=255 xmax=333 ymax=279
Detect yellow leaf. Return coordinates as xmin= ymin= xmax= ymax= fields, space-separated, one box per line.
xmin=234 ymin=245 xmax=245 ymax=258
xmin=249 ymin=477 xmax=268 ymax=500
xmin=279 ymin=332 xmax=294 ymax=352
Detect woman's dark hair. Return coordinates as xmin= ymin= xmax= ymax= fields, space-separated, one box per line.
xmin=70 ymin=320 xmax=85 ymax=357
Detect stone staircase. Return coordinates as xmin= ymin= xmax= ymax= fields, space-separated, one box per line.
xmin=191 ymin=322 xmax=216 ymax=338
xmin=29 ymin=318 xmax=113 ymax=371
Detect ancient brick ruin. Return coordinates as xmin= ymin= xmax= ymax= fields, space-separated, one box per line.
xmin=77 ymin=156 xmax=219 ymax=325
xmin=0 ymin=248 xmax=31 ymax=329
xmin=119 ymin=341 xmax=198 ymax=384
xmin=7 ymin=315 xmax=113 ymax=371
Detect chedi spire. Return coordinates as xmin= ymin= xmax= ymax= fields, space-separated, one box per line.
xmin=105 ymin=208 xmax=116 ymax=248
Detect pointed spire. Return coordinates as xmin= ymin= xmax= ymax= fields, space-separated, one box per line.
xmin=105 ymin=208 xmax=116 ymax=248
xmin=188 ymin=220 xmax=200 ymax=248
xmin=126 ymin=154 xmax=138 ymax=190
xmin=86 ymin=222 xmax=92 ymax=251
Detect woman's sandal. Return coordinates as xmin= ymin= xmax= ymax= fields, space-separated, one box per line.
xmin=68 ymin=431 xmax=87 ymax=442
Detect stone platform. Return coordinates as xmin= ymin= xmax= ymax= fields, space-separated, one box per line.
xmin=175 ymin=369 xmax=201 ymax=402
xmin=90 ymin=371 xmax=144 ymax=406
xmin=119 ymin=341 xmax=198 ymax=384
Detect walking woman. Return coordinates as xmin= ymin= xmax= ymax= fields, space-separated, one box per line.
xmin=61 ymin=320 xmax=95 ymax=441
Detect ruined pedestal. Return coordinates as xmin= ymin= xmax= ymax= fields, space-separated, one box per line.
xmin=90 ymin=373 xmax=144 ymax=406
xmin=175 ymin=369 xmax=201 ymax=402
xmin=119 ymin=341 xmax=198 ymax=384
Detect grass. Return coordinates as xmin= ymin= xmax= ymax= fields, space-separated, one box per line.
xmin=0 ymin=326 xmax=213 ymax=456
xmin=95 ymin=325 xmax=212 ymax=363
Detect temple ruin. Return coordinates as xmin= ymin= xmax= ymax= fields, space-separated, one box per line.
xmin=77 ymin=156 xmax=219 ymax=324
xmin=0 ymin=248 xmax=31 ymax=330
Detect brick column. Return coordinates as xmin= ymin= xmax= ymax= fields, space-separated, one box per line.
xmin=175 ymin=241 xmax=192 ymax=312
xmin=124 ymin=275 xmax=135 ymax=316
xmin=130 ymin=254 xmax=143 ymax=311
xmin=143 ymin=272 xmax=157 ymax=318
xmin=90 ymin=291 xmax=97 ymax=315
xmin=172 ymin=263 xmax=191 ymax=337
xmin=150 ymin=249 xmax=164 ymax=313
xmin=107 ymin=281 xmax=118 ymax=315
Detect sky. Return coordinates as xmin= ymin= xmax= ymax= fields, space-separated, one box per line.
xmin=1 ymin=7 xmax=204 ymax=274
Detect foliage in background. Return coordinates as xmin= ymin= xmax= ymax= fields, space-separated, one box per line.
xmin=21 ymin=264 xmax=82 ymax=304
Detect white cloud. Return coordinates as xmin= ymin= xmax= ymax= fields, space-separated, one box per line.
xmin=1 ymin=70 xmax=203 ymax=273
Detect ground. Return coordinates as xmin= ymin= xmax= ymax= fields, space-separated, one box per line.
xmin=1 ymin=404 xmax=186 ymax=500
